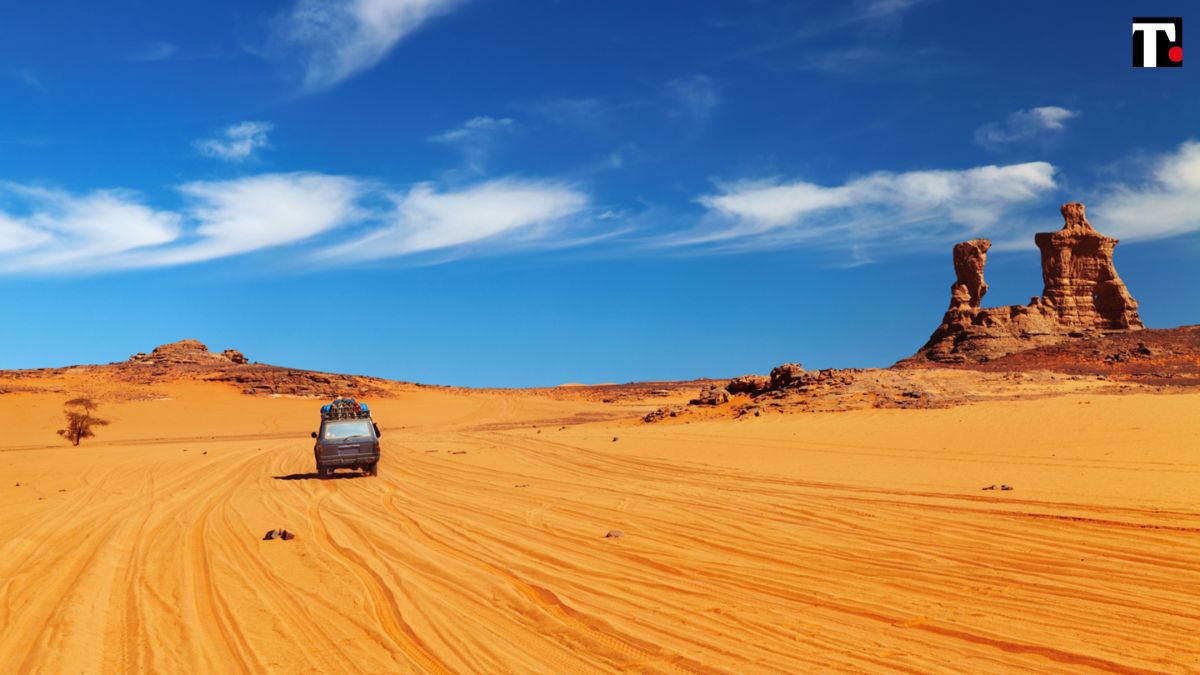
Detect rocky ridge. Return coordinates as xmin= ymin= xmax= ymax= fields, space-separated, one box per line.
xmin=118 ymin=340 xmax=390 ymax=397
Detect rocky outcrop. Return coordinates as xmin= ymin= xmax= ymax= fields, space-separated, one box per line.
xmin=222 ymin=349 xmax=248 ymax=365
xmin=764 ymin=364 xmax=857 ymax=391
xmin=769 ymin=363 xmax=808 ymax=389
xmin=129 ymin=340 xmax=248 ymax=366
xmin=690 ymin=385 xmax=730 ymax=406
xmin=909 ymin=203 xmax=1143 ymax=364
xmin=210 ymin=369 xmax=381 ymax=398
xmin=643 ymin=405 xmax=690 ymax=423
xmin=644 ymin=365 xmax=864 ymax=423
xmin=689 ymin=365 xmax=858 ymax=409
xmin=726 ymin=375 xmax=770 ymax=395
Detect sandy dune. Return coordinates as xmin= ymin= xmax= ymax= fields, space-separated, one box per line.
xmin=1 ymin=377 xmax=1197 ymax=673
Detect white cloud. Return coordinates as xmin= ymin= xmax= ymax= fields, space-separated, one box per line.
xmin=0 ymin=211 xmax=51 ymax=253
xmin=272 ymin=0 xmax=465 ymax=92
xmin=430 ymin=116 xmax=514 ymax=143
xmin=0 ymin=174 xmax=360 ymax=272
xmin=324 ymin=179 xmax=588 ymax=260
xmin=195 ymin=121 xmax=273 ymax=162
xmin=0 ymin=174 xmax=592 ymax=273
xmin=974 ymin=106 xmax=1078 ymax=147
xmin=1028 ymin=106 xmax=1075 ymax=130
xmin=1093 ymin=140 xmax=1200 ymax=242
xmin=124 ymin=173 xmax=364 ymax=267
xmin=676 ymin=162 xmax=1057 ymax=253
xmin=2 ymin=142 xmax=1196 ymax=275
xmin=126 ymin=41 xmax=178 ymax=62
xmin=0 ymin=184 xmax=181 ymax=270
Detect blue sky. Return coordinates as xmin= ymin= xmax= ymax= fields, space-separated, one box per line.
xmin=1 ymin=0 xmax=1197 ymax=386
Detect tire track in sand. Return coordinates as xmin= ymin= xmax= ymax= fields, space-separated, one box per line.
xmin=187 ymin=449 xmax=270 ymax=674
xmin=307 ymin=488 xmax=451 ymax=674
xmin=373 ymin=487 xmax=719 ymax=675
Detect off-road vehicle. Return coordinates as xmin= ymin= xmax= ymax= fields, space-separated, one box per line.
xmin=311 ymin=398 xmax=381 ymax=477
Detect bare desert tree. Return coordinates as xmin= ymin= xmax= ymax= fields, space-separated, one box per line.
xmin=57 ymin=398 xmax=109 ymax=446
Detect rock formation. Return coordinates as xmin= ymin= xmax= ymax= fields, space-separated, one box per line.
xmin=129 ymin=339 xmax=248 ymax=366
xmin=690 ymin=385 xmax=730 ymax=406
xmin=910 ymin=202 xmax=1142 ymax=364
xmin=121 ymin=339 xmax=389 ymax=397
xmin=769 ymin=363 xmax=808 ymax=389
xmin=949 ymin=239 xmax=990 ymax=310
xmin=726 ymin=375 xmax=771 ymax=395
xmin=222 ymin=349 xmax=249 ymax=365
xmin=1034 ymin=202 xmax=1142 ymax=330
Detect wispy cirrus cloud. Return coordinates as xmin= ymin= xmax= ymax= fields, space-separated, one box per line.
xmin=733 ymin=0 xmax=934 ymax=62
xmin=429 ymin=116 xmax=515 ymax=173
xmin=124 ymin=173 xmax=365 ymax=267
xmin=665 ymin=161 xmax=1058 ymax=257
xmin=0 ymin=174 xmax=592 ymax=274
xmin=270 ymin=0 xmax=466 ymax=92
xmin=5 ymin=142 xmax=1195 ymax=276
xmin=194 ymin=121 xmax=273 ymax=162
xmin=974 ymin=106 xmax=1078 ymax=148
xmin=0 ymin=175 xmax=359 ymax=272
xmin=0 ymin=183 xmax=182 ymax=270
xmin=125 ymin=41 xmax=178 ymax=62
xmin=322 ymin=179 xmax=589 ymax=261
xmin=430 ymin=115 xmax=514 ymax=144
xmin=0 ymin=212 xmax=49 ymax=254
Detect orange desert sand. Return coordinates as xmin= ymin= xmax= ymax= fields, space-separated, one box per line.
xmin=1 ymin=367 xmax=1198 ymax=673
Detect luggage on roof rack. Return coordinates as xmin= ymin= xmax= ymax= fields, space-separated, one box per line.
xmin=320 ymin=397 xmax=371 ymax=420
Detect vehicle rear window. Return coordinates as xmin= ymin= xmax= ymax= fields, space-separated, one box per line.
xmin=323 ymin=420 xmax=374 ymax=440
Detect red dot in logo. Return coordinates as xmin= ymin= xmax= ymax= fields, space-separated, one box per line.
xmin=1168 ymin=46 xmax=1183 ymax=63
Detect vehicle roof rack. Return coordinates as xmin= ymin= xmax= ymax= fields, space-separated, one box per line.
xmin=321 ymin=397 xmax=371 ymax=420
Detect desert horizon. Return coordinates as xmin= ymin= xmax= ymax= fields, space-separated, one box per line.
xmin=3 ymin=291 xmax=1198 ymax=672
xmin=4 ymin=1 xmax=1198 ymax=672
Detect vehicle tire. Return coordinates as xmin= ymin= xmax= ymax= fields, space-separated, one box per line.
xmin=366 ymin=462 xmax=378 ymax=476
xmin=317 ymin=465 xmax=329 ymax=479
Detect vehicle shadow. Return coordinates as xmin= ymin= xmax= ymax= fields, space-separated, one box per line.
xmin=272 ymin=473 xmax=364 ymax=481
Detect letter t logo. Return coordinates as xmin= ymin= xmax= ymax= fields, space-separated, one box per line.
xmin=1133 ymin=18 xmax=1183 ymax=67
